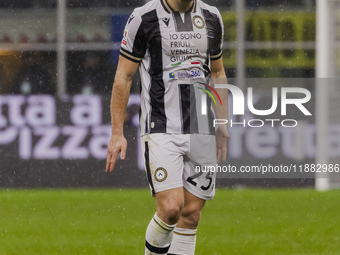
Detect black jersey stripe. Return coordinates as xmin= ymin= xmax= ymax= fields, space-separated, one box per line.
xmin=190 ymin=85 xmax=199 ymax=134
xmin=207 ymin=98 xmax=215 ymax=135
xmin=179 ymin=84 xmax=191 ymax=134
xmin=144 ymin=141 xmax=155 ymax=195
xmin=203 ymin=55 xmax=210 ymax=78
xmin=132 ymin=21 xmax=148 ymax=59
xmin=149 ymin=80 xmax=167 ymax=133
xmin=203 ymin=8 xmax=223 ymax=59
xmin=145 ymin=241 xmax=170 ymax=254
xmin=173 ymin=11 xmax=194 ymax=32
xmin=190 ymin=84 xmax=200 ymax=134
xmin=142 ymin=10 xmax=167 ymax=133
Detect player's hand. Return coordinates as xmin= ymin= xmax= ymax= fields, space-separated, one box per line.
xmin=216 ymin=125 xmax=230 ymax=163
xmin=105 ymin=134 xmax=127 ymax=173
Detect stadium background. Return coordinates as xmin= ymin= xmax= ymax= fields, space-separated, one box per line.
xmin=1 ymin=1 xmax=340 ymax=255
xmin=0 ymin=0 xmax=317 ymax=188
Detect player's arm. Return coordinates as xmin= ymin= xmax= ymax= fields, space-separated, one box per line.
xmin=211 ymin=57 xmax=230 ymax=163
xmin=211 ymin=57 xmax=228 ymax=120
xmin=105 ymin=56 xmax=139 ymax=172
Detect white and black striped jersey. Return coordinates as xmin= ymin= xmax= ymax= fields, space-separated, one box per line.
xmin=120 ymin=0 xmax=224 ymax=135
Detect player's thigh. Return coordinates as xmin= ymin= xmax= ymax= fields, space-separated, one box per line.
xmin=177 ymin=188 xmax=206 ymax=228
xmin=183 ymin=134 xmax=217 ymax=200
xmin=182 ymin=188 xmax=206 ymax=215
xmin=142 ymin=134 xmax=184 ymax=195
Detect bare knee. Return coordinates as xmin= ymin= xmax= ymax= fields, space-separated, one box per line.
xmin=155 ymin=188 xmax=184 ymax=225
xmin=158 ymin=202 xmax=183 ymax=224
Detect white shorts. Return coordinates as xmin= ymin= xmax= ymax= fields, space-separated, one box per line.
xmin=141 ymin=133 xmax=217 ymax=200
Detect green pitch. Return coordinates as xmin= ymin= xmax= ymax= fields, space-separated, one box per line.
xmin=0 ymin=189 xmax=339 ymax=255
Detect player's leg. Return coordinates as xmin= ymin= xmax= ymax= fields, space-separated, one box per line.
xmin=142 ymin=134 xmax=185 ymax=255
xmin=167 ymin=188 xmax=205 ymax=255
xmin=155 ymin=187 xmax=184 ymax=225
xmin=167 ymin=134 xmax=217 ymax=254
xmin=145 ymin=188 xmax=184 ymax=255
xmin=176 ymin=188 xmax=205 ymax=229
xmin=145 ymin=188 xmax=185 ymax=255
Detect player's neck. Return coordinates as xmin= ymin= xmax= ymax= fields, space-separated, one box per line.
xmin=167 ymin=0 xmax=194 ymax=13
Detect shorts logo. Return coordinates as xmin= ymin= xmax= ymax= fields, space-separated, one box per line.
xmin=193 ymin=16 xmax=205 ymax=29
xmin=155 ymin=167 xmax=167 ymax=182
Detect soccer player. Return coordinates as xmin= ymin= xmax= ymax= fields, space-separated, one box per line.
xmin=105 ymin=0 xmax=229 ymax=254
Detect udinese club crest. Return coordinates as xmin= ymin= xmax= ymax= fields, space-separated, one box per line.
xmin=154 ymin=167 xmax=168 ymax=182
xmin=193 ymin=15 xmax=205 ymax=29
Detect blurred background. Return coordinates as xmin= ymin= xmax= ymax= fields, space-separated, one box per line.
xmin=0 ymin=0 xmax=316 ymax=96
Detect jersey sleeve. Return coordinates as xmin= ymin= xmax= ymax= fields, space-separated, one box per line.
xmin=210 ymin=9 xmax=224 ymax=61
xmin=120 ymin=11 xmax=147 ymax=63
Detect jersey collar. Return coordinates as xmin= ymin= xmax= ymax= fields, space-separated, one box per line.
xmin=161 ymin=0 xmax=197 ymax=14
